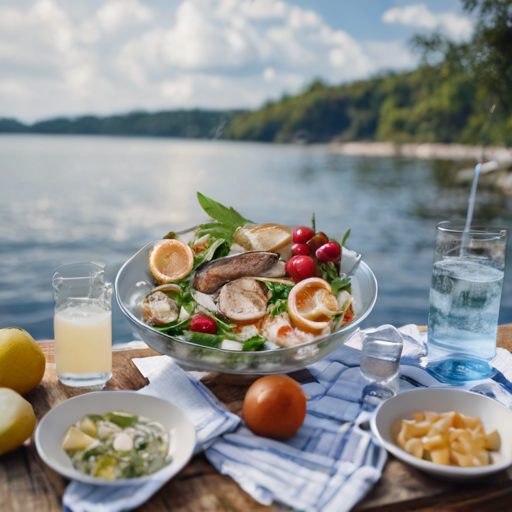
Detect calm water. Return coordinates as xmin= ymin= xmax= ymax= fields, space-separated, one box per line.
xmin=1 ymin=135 xmax=511 ymax=343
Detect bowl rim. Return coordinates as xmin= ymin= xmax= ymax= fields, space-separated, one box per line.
xmin=370 ymin=387 xmax=512 ymax=476
xmin=115 ymin=239 xmax=378 ymax=355
xmin=34 ymin=390 xmax=196 ymax=486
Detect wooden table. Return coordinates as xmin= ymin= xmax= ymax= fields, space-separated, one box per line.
xmin=3 ymin=325 xmax=512 ymax=512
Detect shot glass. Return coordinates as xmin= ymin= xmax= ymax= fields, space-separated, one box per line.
xmin=427 ymin=221 xmax=507 ymax=382
xmin=360 ymin=325 xmax=404 ymax=403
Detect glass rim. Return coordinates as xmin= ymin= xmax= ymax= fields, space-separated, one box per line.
xmin=437 ymin=221 xmax=507 ymax=239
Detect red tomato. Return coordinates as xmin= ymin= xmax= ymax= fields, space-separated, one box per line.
xmin=292 ymin=243 xmax=310 ymax=256
xmin=307 ymin=232 xmax=329 ymax=253
xmin=189 ymin=315 xmax=217 ymax=334
xmin=293 ymin=226 xmax=315 ymax=244
xmin=285 ymin=255 xmax=316 ymax=282
xmin=316 ymin=242 xmax=342 ymax=263
xmin=243 ymin=375 xmax=307 ymax=440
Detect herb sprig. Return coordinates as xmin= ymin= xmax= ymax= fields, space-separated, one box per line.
xmin=195 ymin=192 xmax=252 ymax=244
xmin=265 ymin=282 xmax=293 ymax=317
xmin=320 ymin=261 xmax=351 ymax=294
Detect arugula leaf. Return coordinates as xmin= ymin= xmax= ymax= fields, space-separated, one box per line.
xmin=188 ymin=332 xmax=223 ymax=348
xmin=193 ymin=238 xmax=228 ymax=269
xmin=320 ymin=261 xmax=352 ymax=294
xmin=265 ymin=281 xmax=293 ymax=317
xmin=242 ymin=336 xmax=267 ymax=352
xmin=155 ymin=318 xmax=191 ymax=335
xmin=341 ymin=228 xmax=351 ymax=247
xmin=311 ymin=212 xmax=316 ymax=232
xmin=197 ymin=309 xmax=236 ymax=332
xmin=196 ymin=192 xmax=252 ymax=244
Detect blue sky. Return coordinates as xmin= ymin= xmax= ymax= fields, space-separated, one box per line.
xmin=0 ymin=0 xmax=474 ymax=122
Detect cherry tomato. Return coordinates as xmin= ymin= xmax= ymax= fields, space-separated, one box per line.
xmin=316 ymin=242 xmax=342 ymax=264
xmin=292 ymin=243 xmax=310 ymax=256
xmin=189 ymin=315 xmax=217 ymax=334
xmin=307 ymin=232 xmax=329 ymax=253
xmin=285 ymin=255 xmax=316 ymax=282
xmin=293 ymin=226 xmax=315 ymax=244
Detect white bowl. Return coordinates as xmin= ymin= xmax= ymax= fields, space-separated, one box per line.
xmin=370 ymin=388 xmax=512 ymax=479
xmin=35 ymin=391 xmax=196 ymax=486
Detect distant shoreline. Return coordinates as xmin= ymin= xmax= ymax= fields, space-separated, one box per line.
xmin=329 ymin=142 xmax=512 ymax=162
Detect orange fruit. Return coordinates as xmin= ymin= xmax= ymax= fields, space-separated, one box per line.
xmin=149 ymin=240 xmax=194 ymax=284
xmin=287 ymin=278 xmax=339 ymax=334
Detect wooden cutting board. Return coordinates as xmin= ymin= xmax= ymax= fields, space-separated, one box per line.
xmin=2 ymin=325 xmax=512 ymax=512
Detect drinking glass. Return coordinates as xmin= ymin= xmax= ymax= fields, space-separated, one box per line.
xmin=53 ymin=262 xmax=113 ymax=389
xmin=427 ymin=221 xmax=507 ymax=382
xmin=360 ymin=325 xmax=404 ymax=404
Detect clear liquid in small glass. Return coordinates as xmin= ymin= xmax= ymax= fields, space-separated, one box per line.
xmin=361 ymin=339 xmax=402 ymax=384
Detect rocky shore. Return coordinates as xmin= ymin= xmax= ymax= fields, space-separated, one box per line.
xmin=329 ymin=142 xmax=512 ymax=161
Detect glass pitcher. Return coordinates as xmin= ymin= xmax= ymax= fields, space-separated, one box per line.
xmin=53 ymin=262 xmax=112 ymax=389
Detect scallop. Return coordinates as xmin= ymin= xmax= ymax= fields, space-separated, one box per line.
xmin=142 ymin=289 xmax=179 ymax=325
xmin=217 ymin=278 xmax=268 ymax=323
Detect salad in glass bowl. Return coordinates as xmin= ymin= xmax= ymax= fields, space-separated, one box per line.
xmin=137 ymin=193 xmax=363 ymax=353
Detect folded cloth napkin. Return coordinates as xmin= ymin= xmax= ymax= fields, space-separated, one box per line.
xmin=206 ymin=325 xmax=512 ymax=512
xmin=63 ymin=356 xmax=240 ymax=512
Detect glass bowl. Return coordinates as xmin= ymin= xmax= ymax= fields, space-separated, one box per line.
xmin=115 ymin=239 xmax=378 ymax=374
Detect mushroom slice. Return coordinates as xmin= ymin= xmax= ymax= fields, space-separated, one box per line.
xmin=142 ymin=290 xmax=179 ymax=325
xmin=193 ymin=251 xmax=279 ymax=294
xmin=217 ymin=278 xmax=269 ymax=323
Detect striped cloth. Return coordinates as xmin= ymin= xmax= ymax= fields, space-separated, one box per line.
xmin=205 ymin=325 xmax=512 ymax=512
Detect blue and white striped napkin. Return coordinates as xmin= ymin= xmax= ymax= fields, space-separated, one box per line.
xmin=205 ymin=325 xmax=512 ymax=512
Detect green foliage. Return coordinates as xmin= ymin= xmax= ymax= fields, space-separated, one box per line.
xmin=0 ymin=110 xmax=237 ymax=138
xmin=224 ymin=2 xmax=512 ymax=147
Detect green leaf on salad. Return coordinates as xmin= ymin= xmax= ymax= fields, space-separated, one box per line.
xmin=242 ymin=336 xmax=267 ymax=352
xmin=265 ymin=281 xmax=293 ymax=317
xmin=341 ymin=228 xmax=351 ymax=247
xmin=188 ymin=332 xmax=223 ymax=348
xmin=311 ymin=212 xmax=316 ymax=232
xmin=198 ymin=309 xmax=236 ymax=332
xmin=162 ymin=231 xmax=176 ymax=240
xmin=320 ymin=261 xmax=352 ymax=294
xmin=192 ymin=238 xmax=228 ymax=269
xmin=155 ymin=318 xmax=191 ymax=335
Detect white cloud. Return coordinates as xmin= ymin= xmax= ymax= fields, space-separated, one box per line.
xmin=382 ymin=4 xmax=473 ymax=40
xmin=0 ymin=0 xmax=419 ymax=122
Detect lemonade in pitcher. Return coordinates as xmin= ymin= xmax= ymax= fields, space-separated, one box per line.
xmin=53 ymin=263 xmax=112 ymax=388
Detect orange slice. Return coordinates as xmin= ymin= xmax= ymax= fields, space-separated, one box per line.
xmin=288 ymin=278 xmax=339 ymax=334
xmin=149 ymin=240 xmax=194 ymax=284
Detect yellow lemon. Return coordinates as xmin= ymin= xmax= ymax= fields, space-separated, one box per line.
xmin=0 ymin=327 xmax=46 ymax=395
xmin=0 ymin=387 xmax=36 ymax=455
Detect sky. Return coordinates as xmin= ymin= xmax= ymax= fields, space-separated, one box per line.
xmin=0 ymin=0 xmax=474 ymax=122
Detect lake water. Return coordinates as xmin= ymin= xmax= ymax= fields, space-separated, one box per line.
xmin=1 ymin=135 xmax=511 ymax=343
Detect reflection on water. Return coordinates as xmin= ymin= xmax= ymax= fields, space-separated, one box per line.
xmin=0 ymin=135 xmax=511 ymax=342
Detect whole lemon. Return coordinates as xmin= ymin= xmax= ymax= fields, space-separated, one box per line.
xmin=0 ymin=327 xmax=46 ymax=395
xmin=0 ymin=387 xmax=36 ymax=455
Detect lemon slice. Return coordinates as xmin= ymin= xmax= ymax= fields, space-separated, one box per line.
xmin=61 ymin=426 xmax=97 ymax=451
xmin=149 ymin=240 xmax=194 ymax=284
xmin=288 ymin=278 xmax=339 ymax=334
xmin=234 ymin=223 xmax=292 ymax=253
